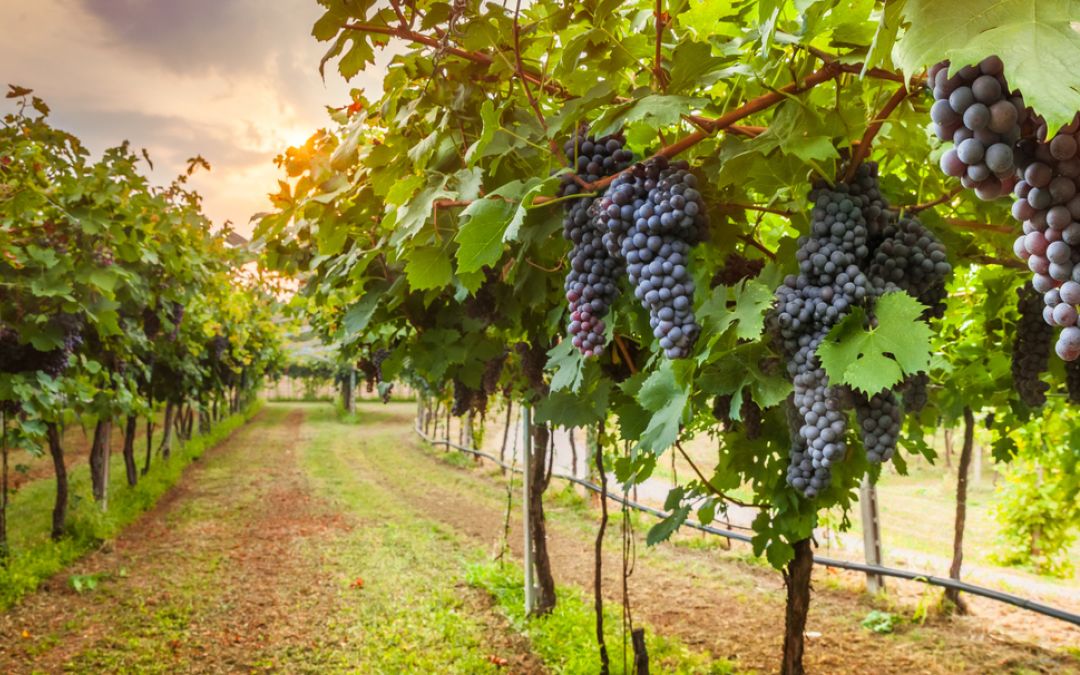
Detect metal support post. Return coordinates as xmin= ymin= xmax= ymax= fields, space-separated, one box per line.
xmin=522 ymin=404 xmax=536 ymax=614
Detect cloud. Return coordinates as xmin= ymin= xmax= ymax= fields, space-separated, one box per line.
xmin=0 ymin=0 xmax=391 ymax=235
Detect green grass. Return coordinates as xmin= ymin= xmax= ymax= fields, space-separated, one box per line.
xmin=295 ymin=406 xmax=509 ymax=673
xmin=466 ymin=560 xmax=737 ymax=674
xmin=0 ymin=402 xmax=263 ymax=610
xmin=300 ymin=405 xmax=739 ymax=673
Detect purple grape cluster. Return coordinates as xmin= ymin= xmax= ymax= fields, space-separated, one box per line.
xmin=621 ymin=160 xmax=706 ymax=358
xmin=1009 ymin=123 xmax=1080 ymax=360
xmin=868 ymin=216 xmax=953 ymax=318
xmin=775 ymin=179 xmax=876 ymax=498
xmin=559 ymin=130 xmax=634 ymax=357
xmin=854 ymin=390 xmax=902 ymax=463
xmin=1011 ymin=283 xmax=1053 ymax=407
xmin=0 ymin=315 xmax=83 ymax=378
xmin=930 ymin=57 xmax=1080 ymax=363
xmin=775 ymin=164 xmax=952 ymax=498
xmin=929 ymin=57 xmax=1024 ymax=201
xmin=594 ymin=156 xmax=707 ymax=358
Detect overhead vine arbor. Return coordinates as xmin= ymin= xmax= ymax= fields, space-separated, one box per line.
xmin=256 ymin=1 xmax=1080 ymax=672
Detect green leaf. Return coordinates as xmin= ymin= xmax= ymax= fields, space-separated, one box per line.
xmin=637 ymin=361 xmax=690 ymax=453
xmin=385 ymin=174 xmax=425 ymax=208
xmin=698 ymin=279 xmax=774 ymax=341
xmin=896 ymin=0 xmax=1080 ymax=132
xmin=646 ymin=505 xmax=691 ymax=546
xmin=816 ymin=292 xmax=933 ymax=395
xmin=666 ymin=41 xmax=729 ymax=94
xmin=535 ymin=382 xmax=609 ymax=428
xmin=339 ymin=37 xmax=374 ymax=80
xmin=454 ymin=198 xmax=514 ymax=274
xmin=405 ymin=247 xmax=453 ymax=291
xmin=863 ymin=0 xmax=905 ymax=73
xmin=547 ymin=339 xmax=585 ymax=392
xmin=342 ymin=282 xmax=388 ymax=336
xmin=391 ymin=177 xmax=451 ymax=244
xmin=592 ymin=95 xmax=707 ymax=138
xmin=465 ymin=100 xmax=498 ymax=166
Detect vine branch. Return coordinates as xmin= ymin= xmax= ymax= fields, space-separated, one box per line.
xmin=674 ymin=441 xmax=766 ymax=510
xmin=844 ymin=84 xmax=910 ymax=182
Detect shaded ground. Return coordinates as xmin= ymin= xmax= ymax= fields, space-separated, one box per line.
xmin=2 ymin=401 xmax=1077 ymax=674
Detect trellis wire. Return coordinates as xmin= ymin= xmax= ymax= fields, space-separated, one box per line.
xmin=413 ymin=421 xmax=1080 ymax=628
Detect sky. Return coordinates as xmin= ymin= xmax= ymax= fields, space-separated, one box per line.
xmin=0 ymin=0 xmax=390 ymax=236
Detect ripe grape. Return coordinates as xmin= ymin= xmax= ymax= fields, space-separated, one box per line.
xmin=1011 ymin=283 xmax=1053 ymax=406
xmin=619 ymin=159 xmax=707 ymax=358
xmin=928 ymin=58 xmax=1024 ymax=198
xmin=854 ymin=390 xmax=902 ymax=463
xmin=559 ymin=129 xmax=635 ymax=356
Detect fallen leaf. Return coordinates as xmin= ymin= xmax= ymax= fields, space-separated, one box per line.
xmin=21 ymin=630 xmax=30 ymax=639
xmin=487 ymin=655 xmax=509 ymax=667
xmin=350 ymin=577 xmax=364 ymax=589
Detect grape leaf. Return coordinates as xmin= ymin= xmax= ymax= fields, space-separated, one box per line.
xmin=547 ymin=338 xmax=584 ymax=392
xmin=816 ymin=292 xmax=932 ymax=395
xmin=342 ymin=280 xmax=389 ymax=336
xmin=697 ymin=279 xmax=774 ymax=343
xmin=534 ymin=381 xmax=610 ymax=428
xmin=404 ymin=247 xmax=452 ymax=291
xmin=646 ymin=505 xmax=691 ymax=546
xmin=896 ymin=0 xmax=1080 ymax=133
xmin=465 ymin=100 xmax=498 ymax=166
xmin=454 ymin=198 xmax=514 ymax=274
xmin=591 ymin=95 xmax=708 ymax=138
xmin=636 ymin=361 xmax=690 ymax=453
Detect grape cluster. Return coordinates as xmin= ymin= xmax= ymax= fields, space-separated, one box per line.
xmin=168 ymin=302 xmax=184 ymax=340
xmin=774 ymin=179 xmax=877 ymax=497
xmin=930 ymin=57 xmax=1080 ymax=363
xmin=711 ymin=391 xmax=762 ymax=440
xmin=1011 ymin=283 xmax=1053 ymax=407
xmin=929 ymin=57 xmax=1024 ymax=201
xmin=868 ymin=216 xmax=953 ymax=318
xmin=620 ymin=159 xmax=706 ymax=358
xmin=142 ymin=306 xmax=161 ymax=339
xmin=853 ymin=390 xmax=902 ymax=463
xmin=775 ymin=164 xmax=952 ymax=498
xmin=481 ymin=350 xmax=507 ymax=396
xmin=1066 ymin=358 xmax=1080 ymax=403
xmin=711 ymin=252 xmax=765 ymax=288
xmin=1007 ymin=123 xmax=1080 ymax=360
xmin=208 ymin=334 xmax=228 ymax=362
xmin=451 ymin=377 xmax=485 ymax=416
xmin=900 ymin=371 xmax=930 ymax=413
xmin=0 ymin=315 xmax=83 ymax=378
xmin=559 ymin=131 xmax=634 ymax=356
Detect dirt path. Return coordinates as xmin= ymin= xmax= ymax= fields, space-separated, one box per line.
xmin=0 ymin=404 xmax=541 ymax=674
xmin=372 ymin=403 xmax=1080 ymax=674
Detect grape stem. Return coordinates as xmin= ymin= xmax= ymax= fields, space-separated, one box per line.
xmin=897 ymin=186 xmax=963 ymax=214
xmin=945 ymin=218 xmax=1013 ymax=235
xmin=740 ymin=234 xmax=778 ymax=261
xmin=844 ymin=84 xmax=910 ymax=182
xmin=653 ymin=0 xmax=669 ymax=92
xmin=343 ymin=21 xmax=569 ymax=97
xmin=674 ymin=441 xmax=767 ymax=509
xmin=613 ymin=335 xmax=638 ymax=375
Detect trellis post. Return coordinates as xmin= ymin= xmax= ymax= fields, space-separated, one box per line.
xmin=522 ymin=404 xmax=536 ymax=614
xmin=859 ymin=473 xmax=885 ymax=593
